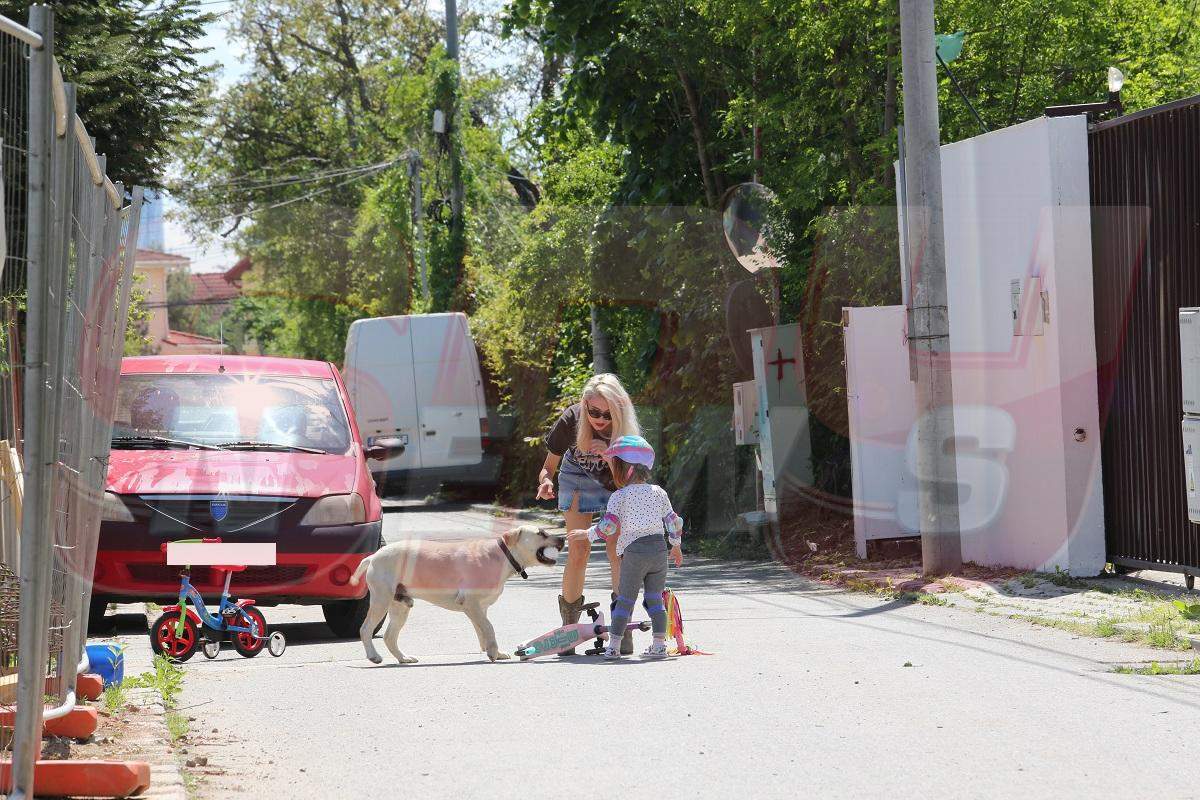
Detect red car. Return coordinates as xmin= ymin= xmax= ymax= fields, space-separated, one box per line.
xmin=90 ymin=355 xmax=404 ymax=637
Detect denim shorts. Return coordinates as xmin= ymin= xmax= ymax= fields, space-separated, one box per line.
xmin=557 ymin=467 xmax=611 ymax=514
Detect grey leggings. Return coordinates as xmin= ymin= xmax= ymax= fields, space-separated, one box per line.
xmin=609 ymin=535 xmax=668 ymax=640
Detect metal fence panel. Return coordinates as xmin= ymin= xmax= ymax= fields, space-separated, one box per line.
xmin=1089 ymin=95 xmax=1200 ymax=575
xmin=0 ymin=5 xmax=144 ymax=796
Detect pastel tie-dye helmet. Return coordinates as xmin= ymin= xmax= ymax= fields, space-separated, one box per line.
xmin=605 ymin=435 xmax=655 ymax=469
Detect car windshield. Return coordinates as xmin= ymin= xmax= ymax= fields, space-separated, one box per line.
xmin=112 ymin=373 xmax=353 ymax=455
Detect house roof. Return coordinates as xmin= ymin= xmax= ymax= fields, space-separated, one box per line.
xmin=135 ymin=248 xmax=190 ymax=265
xmin=224 ymin=256 xmax=252 ymax=283
xmin=162 ymin=329 xmax=224 ymax=346
xmin=191 ymin=271 xmax=241 ymax=303
xmin=189 ymin=256 xmax=250 ymax=303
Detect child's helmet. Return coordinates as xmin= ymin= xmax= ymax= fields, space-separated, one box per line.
xmin=605 ymin=435 xmax=655 ymax=469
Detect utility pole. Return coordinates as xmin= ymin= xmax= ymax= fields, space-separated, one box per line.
xmin=899 ymin=0 xmax=962 ymax=575
xmin=443 ymin=0 xmax=465 ymax=310
xmin=408 ymin=150 xmax=431 ymax=304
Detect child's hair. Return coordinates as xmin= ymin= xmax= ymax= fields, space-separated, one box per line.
xmin=610 ymin=455 xmax=652 ymax=489
xmin=576 ymin=373 xmax=640 ymax=454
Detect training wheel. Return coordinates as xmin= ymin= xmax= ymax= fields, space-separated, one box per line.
xmin=268 ymin=631 xmax=287 ymax=657
xmin=202 ymin=640 xmax=221 ymax=660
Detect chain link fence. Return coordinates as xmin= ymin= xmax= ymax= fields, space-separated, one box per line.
xmin=0 ymin=5 xmax=143 ymax=796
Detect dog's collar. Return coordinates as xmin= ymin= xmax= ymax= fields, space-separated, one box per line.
xmin=498 ymin=539 xmax=528 ymax=580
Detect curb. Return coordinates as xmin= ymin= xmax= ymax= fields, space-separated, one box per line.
xmin=468 ymin=503 xmax=563 ymax=526
xmin=123 ymin=688 xmax=187 ymax=800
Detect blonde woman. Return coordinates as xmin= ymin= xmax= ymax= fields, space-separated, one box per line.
xmin=537 ymin=373 xmax=641 ymax=654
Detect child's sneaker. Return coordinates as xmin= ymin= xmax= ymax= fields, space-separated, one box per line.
xmin=603 ymin=644 xmax=623 ymax=660
xmin=642 ymin=641 xmax=669 ymax=659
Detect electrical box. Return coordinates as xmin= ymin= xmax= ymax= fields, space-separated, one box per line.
xmin=732 ymin=380 xmax=759 ymax=445
xmin=750 ymin=323 xmax=813 ymax=517
xmin=1181 ymin=309 xmax=1200 ymax=413
xmin=1184 ymin=418 xmax=1200 ymax=523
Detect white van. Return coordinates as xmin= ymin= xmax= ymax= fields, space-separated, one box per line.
xmin=344 ymin=313 xmax=494 ymax=489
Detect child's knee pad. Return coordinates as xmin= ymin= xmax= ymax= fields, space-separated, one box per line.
xmin=611 ymin=593 xmax=635 ymax=620
xmin=643 ymin=596 xmax=665 ymax=616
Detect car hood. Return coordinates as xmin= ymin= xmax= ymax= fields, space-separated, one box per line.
xmin=106 ymin=449 xmax=360 ymax=498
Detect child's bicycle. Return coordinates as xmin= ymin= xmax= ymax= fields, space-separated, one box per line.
xmin=149 ymin=537 xmax=287 ymax=663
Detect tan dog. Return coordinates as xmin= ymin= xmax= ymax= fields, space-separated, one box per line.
xmin=350 ymin=525 xmax=564 ymax=664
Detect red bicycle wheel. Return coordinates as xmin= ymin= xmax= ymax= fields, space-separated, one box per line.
xmin=150 ymin=611 xmax=199 ymax=662
xmin=232 ymin=606 xmax=267 ymax=658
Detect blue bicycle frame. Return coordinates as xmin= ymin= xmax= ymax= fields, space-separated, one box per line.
xmin=173 ymin=569 xmax=260 ymax=640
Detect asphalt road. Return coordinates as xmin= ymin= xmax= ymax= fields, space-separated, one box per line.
xmin=114 ymin=501 xmax=1200 ymax=799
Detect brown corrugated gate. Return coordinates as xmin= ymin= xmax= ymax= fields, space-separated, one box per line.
xmin=1089 ymin=95 xmax=1200 ymax=579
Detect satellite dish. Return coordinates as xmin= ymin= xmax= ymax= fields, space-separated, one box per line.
xmin=721 ymin=182 xmax=782 ymax=274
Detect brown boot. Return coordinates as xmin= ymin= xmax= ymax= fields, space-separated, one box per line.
xmin=558 ymin=594 xmax=585 ymax=656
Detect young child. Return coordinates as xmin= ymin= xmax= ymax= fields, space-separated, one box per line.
xmin=568 ymin=435 xmax=683 ymax=659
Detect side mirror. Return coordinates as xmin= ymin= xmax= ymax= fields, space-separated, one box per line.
xmin=366 ymin=436 xmax=405 ymax=462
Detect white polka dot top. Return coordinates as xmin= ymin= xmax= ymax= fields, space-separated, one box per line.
xmin=586 ymin=482 xmax=684 ymax=556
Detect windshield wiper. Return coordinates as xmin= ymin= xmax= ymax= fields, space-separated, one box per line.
xmin=215 ymin=440 xmax=328 ymax=455
xmin=111 ymin=435 xmax=220 ymax=451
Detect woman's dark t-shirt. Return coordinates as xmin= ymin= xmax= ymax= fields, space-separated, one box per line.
xmin=544 ymin=403 xmax=616 ymax=491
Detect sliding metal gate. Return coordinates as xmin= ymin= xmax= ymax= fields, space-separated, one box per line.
xmin=1089 ymin=95 xmax=1200 ymax=578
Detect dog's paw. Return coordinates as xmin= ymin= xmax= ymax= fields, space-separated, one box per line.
xmin=489 ymin=651 xmax=512 ymax=661
xmin=399 ymin=656 xmax=418 ymax=664
xmin=368 ymin=653 xmax=383 ymax=665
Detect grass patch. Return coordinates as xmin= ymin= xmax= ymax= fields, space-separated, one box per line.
xmin=101 ymin=683 xmax=128 ymax=716
xmin=125 ymin=654 xmax=186 ymax=708
xmin=1146 ymin=621 xmax=1183 ymax=649
xmin=1112 ymin=659 xmax=1200 ymax=675
xmin=182 ymin=770 xmax=199 ymax=794
xmin=165 ymin=711 xmax=188 ymax=743
xmin=1094 ymin=617 xmax=1119 ymax=637
xmin=899 ymin=591 xmax=949 ymax=606
xmin=1017 ymin=573 xmax=1041 ymax=589
xmin=938 ymin=579 xmax=967 ymax=594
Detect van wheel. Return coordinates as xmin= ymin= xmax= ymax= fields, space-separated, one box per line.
xmin=322 ymin=598 xmax=374 ymax=639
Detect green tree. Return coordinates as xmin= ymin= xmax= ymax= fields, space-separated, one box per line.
xmin=0 ymin=0 xmax=216 ymax=188
xmin=173 ymin=1 xmax=525 ymax=360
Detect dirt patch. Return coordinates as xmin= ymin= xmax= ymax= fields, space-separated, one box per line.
xmin=766 ymin=496 xmax=1021 ymax=593
xmin=71 ymin=702 xmax=170 ymax=763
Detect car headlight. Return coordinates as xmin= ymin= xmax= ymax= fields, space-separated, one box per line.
xmin=101 ymin=491 xmax=134 ymax=523
xmin=300 ymin=493 xmax=366 ymax=526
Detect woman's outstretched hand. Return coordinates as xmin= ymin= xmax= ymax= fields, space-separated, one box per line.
xmin=536 ymin=477 xmax=555 ymax=500
xmin=567 ymin=529 xmax=591 ymax=542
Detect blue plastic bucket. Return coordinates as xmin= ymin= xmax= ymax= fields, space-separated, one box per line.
xmin=85 ymin=643 xmax=124 ymax=687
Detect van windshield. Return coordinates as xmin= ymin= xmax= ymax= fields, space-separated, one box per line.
xmin=112 ymin=374 xmax=353 ymax=455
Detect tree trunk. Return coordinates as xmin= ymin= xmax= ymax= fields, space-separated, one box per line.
xmin=883 ymin=23 xmax=899 ymax=189
xmin=591 ymin=305 xmax=615 ymax=374
xmin=677 ymin=68 xmax=720 ymax=208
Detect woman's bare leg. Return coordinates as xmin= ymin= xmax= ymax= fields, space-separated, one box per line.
xmin=561 ymin=495 xmax=592 ymax=603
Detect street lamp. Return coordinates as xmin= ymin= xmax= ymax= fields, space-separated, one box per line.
xmin=1045 ymin=66 xmax=1125 ymax=119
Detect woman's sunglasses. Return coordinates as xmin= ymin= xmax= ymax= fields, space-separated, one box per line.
xmin=585 ymin=405 xmax=613 ymax=421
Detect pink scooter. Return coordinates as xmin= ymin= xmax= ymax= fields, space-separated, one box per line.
xmin=516 ymin=602 xmax=650 ymax=660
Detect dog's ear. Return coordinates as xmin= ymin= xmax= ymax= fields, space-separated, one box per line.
xmin=502 ymin=528 xmax=519 ymax=547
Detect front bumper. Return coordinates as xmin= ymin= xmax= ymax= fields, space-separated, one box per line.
xmin=92 ymin=519 xmax=383 ymax=604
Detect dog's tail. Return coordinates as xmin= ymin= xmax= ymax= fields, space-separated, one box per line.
xmin=350 ymin=552 xmax=372 ymax=586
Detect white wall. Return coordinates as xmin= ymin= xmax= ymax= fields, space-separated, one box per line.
xmin=845 ymin=306 xmax=918 ymax=557
xmin=846 ymin=115 xmax=1106 ymax=574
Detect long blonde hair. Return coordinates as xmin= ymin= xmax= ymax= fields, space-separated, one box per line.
xmin=576 ymin=373 xmax=640 ymax=454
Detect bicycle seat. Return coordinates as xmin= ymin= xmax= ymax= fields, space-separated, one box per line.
xmin=212 ymin=564 xmax=247 ymax=574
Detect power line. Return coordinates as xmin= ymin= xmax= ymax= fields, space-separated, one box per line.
xmin=183 ymin=159 xmax=399 ymax=192
xmin=192 ymin=159 xmax=400 ymax=227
